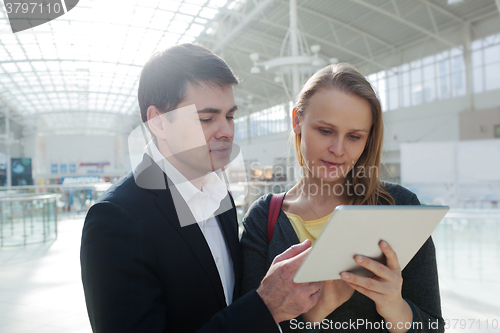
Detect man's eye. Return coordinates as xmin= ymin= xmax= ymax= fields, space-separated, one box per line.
xmin=226 ymin=116 xmax=234 ymax=121
xmin=200 ymin=118 xmax=212 ymax=123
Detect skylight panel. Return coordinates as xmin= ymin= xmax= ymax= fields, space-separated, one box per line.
xmin=151 ymin=10 xmax=176 ymax=30
xmin=32 ymin=62 xmax=48 ymax=71
xmin=132 ymin=7 xmax=156 ymax=28
xmin=157 ymin=32 xmax=181 ymax=49
xmin=2 ymin=35 xmax=18 ymax=44
xmin=199 ymin=7 xmax=218 ymax=19
xmin=159 ymin=1 xmax=181 ymax=11
xmin=140 ymin=29 xmax=163 ymax=49
xmin=128 ymin=66 xmax=141 ymax=76
xmin=168 ymin=20 xmax=189 ymax=34
xmin=17 ymin=62 xmax=32 ymax=72
xmin=178 ymin=35 xmax=196 ymax=44
xmin=128 ymin=26 xmax=147 ymax=41
xmin=227 ymin=0 xmax=243 ymax=10
xmin=0 ymin=0 xmax=228 ymax=118
xmin=0 ymin=19 xmax=9 ymax=32
xmin=17 ymin=80 xmax=29 ymax=88
xmin=2 ymin=63 xmax=18 ymax=73
xmin=16 ymin=34 xmax=37 ymax=44
xmin=175 ymin=13 xmax=194 ymax=23
xmin=185 ymin=23 xmax=205 ymax=36
xmin=209 ymin=0 xmax=227 ymax=8
xmin=8 ymin=52 xmax=26 ymax=61
xmin=143 ymin=0 xmax=162 ymax=8
xmin=195 ymin=18 xmax=208 ymax=24
xmin=35 ymin=34 xmax=55 ymax=45
xmin=179 ymin=3 xmax=202 ymax=15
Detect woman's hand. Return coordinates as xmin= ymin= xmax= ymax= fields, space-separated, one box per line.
xmin=302 ymin=279 xmax=354 ymax=324
xmin=339 ymin=241 xmax=413 ymax=333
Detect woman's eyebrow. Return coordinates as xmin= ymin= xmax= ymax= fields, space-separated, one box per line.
xmin=315 ymin=119 xmax=369 ymax=132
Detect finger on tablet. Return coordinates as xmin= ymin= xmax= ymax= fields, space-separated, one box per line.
xmin=379 ymin=240 xmax=401 ymax=271
xmin=354 ymin=255 xmax=391 ymax=280
xmin=340 ymin=272 xmax=384 ymax=294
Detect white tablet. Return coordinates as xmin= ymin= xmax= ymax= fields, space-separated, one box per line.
xmin=293 ymin=205 xmax=449 ymax=283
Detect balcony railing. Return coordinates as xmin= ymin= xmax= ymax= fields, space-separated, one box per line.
xmin=0 ymin=193 xmax=59 ymax=247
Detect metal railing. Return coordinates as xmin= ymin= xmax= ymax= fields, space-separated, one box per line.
xmin=433 ymin=209 xmax=500 ymax=283
xmin=0 ymin=193 xmax=59 ymax=247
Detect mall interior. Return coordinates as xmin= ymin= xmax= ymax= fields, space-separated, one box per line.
xmin=0 ymin=0 xmax=500 ymax=332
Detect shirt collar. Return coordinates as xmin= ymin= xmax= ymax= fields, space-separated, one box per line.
xmin=145 ymin=141 xmax=228 ymax=209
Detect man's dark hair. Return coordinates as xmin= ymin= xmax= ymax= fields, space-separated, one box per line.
xmin=138 ymin=43 xmax=239 ymax=123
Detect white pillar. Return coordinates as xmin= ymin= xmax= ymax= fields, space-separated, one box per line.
xmin=463 ymin=22 xmax=474 ymax=111
xmin=6 ymin=107 xmax=11 ymax=189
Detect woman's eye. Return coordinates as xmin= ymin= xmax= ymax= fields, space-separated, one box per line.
xmin=349 ymin=134 xmax=361 ymax=140
xmin=320 ymin=129 xmax=331 ymax=135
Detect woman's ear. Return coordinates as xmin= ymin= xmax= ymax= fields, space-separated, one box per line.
xmin=146 ymin=106 xmax=167 ymax=140
xmin=292 ymin=108 xmax=301 ymax=134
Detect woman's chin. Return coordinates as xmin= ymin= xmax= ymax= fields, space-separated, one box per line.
xmin=312 ymin=173 xmax=344 ymax=185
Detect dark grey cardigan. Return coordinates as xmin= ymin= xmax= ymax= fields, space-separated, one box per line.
xmin=241 ymin=183 xmax=444 ymax=332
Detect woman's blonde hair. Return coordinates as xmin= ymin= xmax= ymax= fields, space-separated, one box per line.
xmin=293 ymin=63 xmax=394 ymax=205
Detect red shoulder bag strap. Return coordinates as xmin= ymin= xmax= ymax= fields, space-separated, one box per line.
xmin=267 ymin=192 xmax=286 ymax=244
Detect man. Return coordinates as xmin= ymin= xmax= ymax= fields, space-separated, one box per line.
xmin=80 ymin=43 xmax=321 ymax=333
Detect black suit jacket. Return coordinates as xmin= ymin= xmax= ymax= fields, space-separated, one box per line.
xmin=80 ymin=155 xmax=278 ymax=333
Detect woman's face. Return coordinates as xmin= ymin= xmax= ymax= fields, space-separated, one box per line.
xmin=294 ymin=88 xmax=373 ymax=185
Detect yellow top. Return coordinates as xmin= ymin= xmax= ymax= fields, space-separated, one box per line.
xmin=284 ymin=211 xmax=333 ymax=245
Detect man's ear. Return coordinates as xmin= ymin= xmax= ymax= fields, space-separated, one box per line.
xmin=292 ymin=108 xmax=301 ymax=134
xmin=146 ymin=106 xmax=167 ymax=140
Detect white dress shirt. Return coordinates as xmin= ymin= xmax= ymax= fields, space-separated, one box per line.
xmin=146 ymin=142 xmax=235 ymax=306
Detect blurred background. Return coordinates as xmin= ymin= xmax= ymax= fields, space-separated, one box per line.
xmin=0 ymin=0 xmax=499 ymax=332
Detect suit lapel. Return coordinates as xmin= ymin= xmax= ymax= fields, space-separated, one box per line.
xmin=135 ymin=155 xmax=227 ymax=307
xmin=155 ymin=186 xmax=227 ymax=308
xmin=214 ymin=195 xmax=239 ymax=265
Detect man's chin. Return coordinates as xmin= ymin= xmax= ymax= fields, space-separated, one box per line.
xmin=211 ymin=158 xmax=231 ymax=172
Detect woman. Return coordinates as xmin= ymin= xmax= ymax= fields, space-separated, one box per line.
xmin=240 ymin=63 xmax=444 ymax=332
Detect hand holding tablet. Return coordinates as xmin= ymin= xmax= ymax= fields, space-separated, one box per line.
xmin=293 ymin=205 xmax=449 ymax=283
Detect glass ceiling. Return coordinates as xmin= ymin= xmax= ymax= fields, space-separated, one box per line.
xmin=0 ymin=0 xmax=245 ymax=133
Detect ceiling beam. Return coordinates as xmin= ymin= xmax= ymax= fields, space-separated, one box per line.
xmin=348 ymin=0 xmax=455 ymax=48
xmin=4 ymin=91 xmax=136 ymax=99
xmin=0 ymin=59 xmax=143 ymax=67
xmin=32 ymin=110 xmax=139 ymax=117
xmin=296 ymin=4 xmax=397 ymax=52
xmin=212 ymin=0 xmax=276 ymax=53
xmin=258 ymin=19 xmax=390 ymax=70
xmin=417 ymin=0 xmax=465 ymax=23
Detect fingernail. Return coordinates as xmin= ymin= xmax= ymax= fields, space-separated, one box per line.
xmin=341 ymin=272 xmax=350 ymax=279
xmin=356 ymin=256 xmax=364 ymax=263
xmin=381 ymin=241 xmax=388 ymax=248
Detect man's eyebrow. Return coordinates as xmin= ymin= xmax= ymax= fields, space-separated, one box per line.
xmin=197 ymin=105 xmax=238 ymax=114
xmin=316 ymin=119 xmax=369 ymax=132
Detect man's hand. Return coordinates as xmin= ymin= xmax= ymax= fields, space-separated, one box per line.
xmin=256 ymin=239 xmax=322 ymax=324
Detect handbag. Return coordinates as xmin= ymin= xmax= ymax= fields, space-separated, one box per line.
xmin=267 ymin=192 xmax=286 ymax=244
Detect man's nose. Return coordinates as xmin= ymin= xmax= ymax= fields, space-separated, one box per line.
xmin=216 ymin=118 xmax=234 ymax=139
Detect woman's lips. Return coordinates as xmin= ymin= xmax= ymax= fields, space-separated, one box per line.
xmin=321 ymin=160 xmax=343 ymax=168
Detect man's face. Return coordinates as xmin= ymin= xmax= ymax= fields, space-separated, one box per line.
xmin=159 ymin=82 xmax=237 ymax=179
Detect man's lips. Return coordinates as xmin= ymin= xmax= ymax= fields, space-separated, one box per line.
xmin=209 ymin=146 xmax=231 ymax=158
xmin=321 ymin=160 xmax=343 ymax=168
